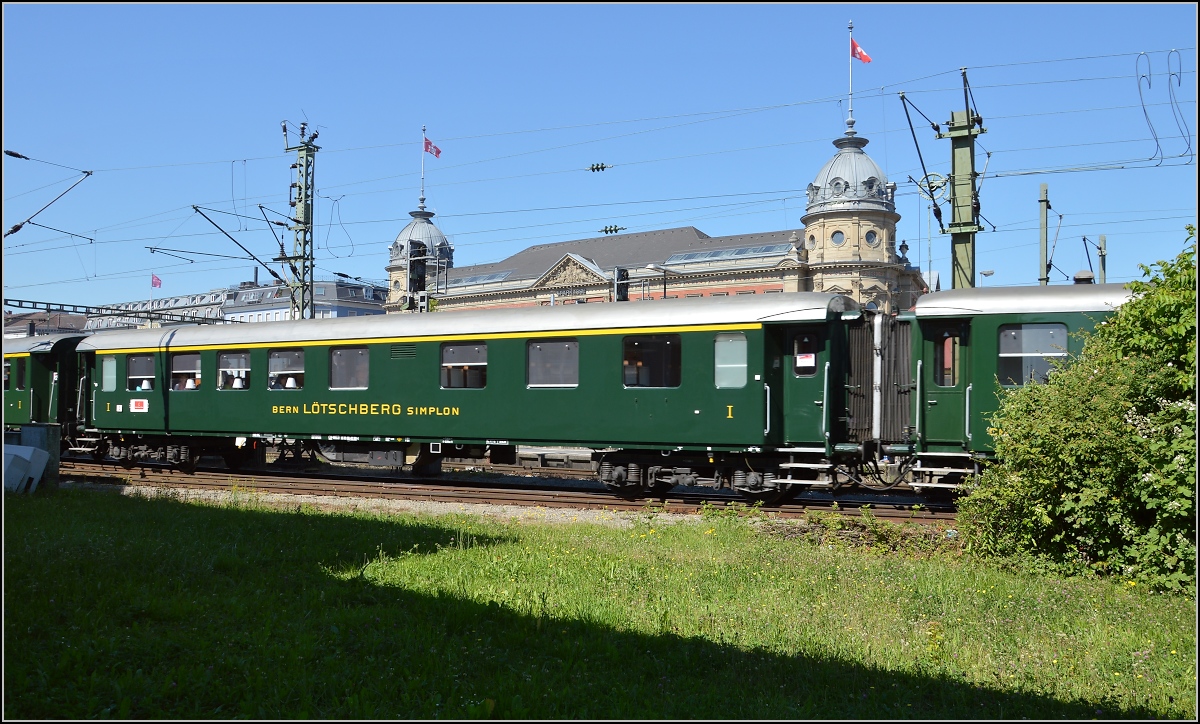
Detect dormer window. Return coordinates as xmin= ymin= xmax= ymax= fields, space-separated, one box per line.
xmin=830 ymin=178 xmax=847 ymax=196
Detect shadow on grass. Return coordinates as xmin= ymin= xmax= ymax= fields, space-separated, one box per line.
xmin=3 ymin=489 xmax=1163 ymax=719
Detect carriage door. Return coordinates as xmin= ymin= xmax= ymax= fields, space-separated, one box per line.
xmin=782 ymin=327 xmax=830 ymax=446
xmin=921 ymin=321 xmax=970 ymax=448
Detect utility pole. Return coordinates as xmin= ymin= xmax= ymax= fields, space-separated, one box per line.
xmin=1039 ymin=184 xmax=1050 ymax=286
xmin=278 ymin=121 xmax=319 ymax=319
xmin=1098 ymin=234 xmax=1107 ymax=284
xmin=937 ymin=69 xmax=986 ymax=289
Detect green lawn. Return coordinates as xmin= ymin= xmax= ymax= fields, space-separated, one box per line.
xmin=4 ymin=488 xmax=1195 ymax=719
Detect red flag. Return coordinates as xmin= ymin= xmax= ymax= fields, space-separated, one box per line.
xmin=423 ymin=137 xmax=441 ymax=158
xmin=151 ymin=273 xmax=162 ymax=288
xmin=851 ymin=38 xmax=872 ymax=63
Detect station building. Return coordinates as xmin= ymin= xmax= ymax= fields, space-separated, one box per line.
xmin=385 ymin=117 xmax=930 ymax=315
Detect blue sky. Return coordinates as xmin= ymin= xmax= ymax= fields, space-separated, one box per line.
xmin=3 ymin=3 xmax=1196 ymax=308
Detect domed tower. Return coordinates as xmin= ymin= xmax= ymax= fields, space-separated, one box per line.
xmin=385 ymin=194 xmax=453 ymax=313
xmin=800 ymin=117 xmax=923 ymax=312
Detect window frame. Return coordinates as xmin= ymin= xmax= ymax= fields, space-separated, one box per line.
xmin=127 ymin=354 xmax=156 ymax=391
xmin=997 ymin=323 xmax=1069 ymax=387
xmin=330 ymin=346 xmax=370 ymax=390
xmin=217 ymin=351 xmax=251 ymax=391
xmin=713 ymin=333 xmax=747 ymax=389
xmin=267 ymin=349 xmax=305 ymax=390
xmin=440 ymin=343 xmax=488 ymax=389
xmin=793 ymin=333 xmax=820 ymax=378
xmin=527 ymin=339 xmax=579 ymax=388
xmin=622 ymin=334 xmax=682 ymax=389
xmin=170 ymin=352 xmax=202 ymax=391
xmin=933 ymin=331 xmax=960 ymax=387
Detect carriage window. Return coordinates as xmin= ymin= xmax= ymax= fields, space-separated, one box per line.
xmin=127 ymin=355 xmax=155 ymax=391
xmin=794 ymin=334 xmax=819 ymax=377
xmin=528 ymin=339 xmax=578 ymax=387
xmin=268 ymin=349 xmax=305 ymax=390
xmin=331 ymin=347 xmax=369 ymax=389
xmin=101 ymin=356 xmax=117 ymax=392
xmin=217 ymin=351 xmax=251 ymax=390
xmin=623 ymin=334 xmax=681 ymax=388
xmin=714 ymin=333 xmax=747 ymax=389
xmin=170 ymin=353 xmax=202 ymax=391
xmin=441 ymin=343 xmax=487 ymax=389
xmin=998 ymin=323 xmax=1068 ymax=386
xmin=4 ymin=357 xmax=27 ymax=391
xmin=934 ymin=332 xmax=960 ymax=387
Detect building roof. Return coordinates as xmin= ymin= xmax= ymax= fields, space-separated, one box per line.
xmin=804 ymin=121 xmax=894 ymax=217
xmin=444 ymin=226 xmax=803 ymax=294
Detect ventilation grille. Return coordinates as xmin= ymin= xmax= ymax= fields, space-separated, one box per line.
xmin=390 ymin=344 xmax=416 ymax=359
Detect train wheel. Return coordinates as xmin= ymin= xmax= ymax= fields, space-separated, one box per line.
xmin=732 ymin=471 xmax=792 ymax=506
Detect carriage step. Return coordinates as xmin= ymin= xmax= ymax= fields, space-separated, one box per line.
xmin=67 ymin=447 xmax=100 ymax=453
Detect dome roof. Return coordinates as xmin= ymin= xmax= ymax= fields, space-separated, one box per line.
xmin=804 ymin=123 xmax=895 ymax=216
xmin=390 ymin=205 xmax=452 ymax=263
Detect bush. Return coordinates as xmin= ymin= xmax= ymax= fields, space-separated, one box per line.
xmin=959 ymin=228 xmax=1196 ymax=593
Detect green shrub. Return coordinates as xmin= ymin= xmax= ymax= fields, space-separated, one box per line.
xmin=959 ymin=228 xmax=1196 ymax=593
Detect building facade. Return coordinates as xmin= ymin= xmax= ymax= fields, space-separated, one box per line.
xmin=385 ymin=118 xmax=929 ymax=314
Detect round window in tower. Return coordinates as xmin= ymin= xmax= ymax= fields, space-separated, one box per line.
xmin=865 ymin=230 xmax=880 ymax=247
xmin=830 ymin=231 xmax=845 ymax=246
xmin=806 ymin=235 xmax=817 ymax=250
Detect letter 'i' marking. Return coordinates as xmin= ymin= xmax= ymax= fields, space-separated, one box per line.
xmin=726 ymin=405 xmax=734 ymax=419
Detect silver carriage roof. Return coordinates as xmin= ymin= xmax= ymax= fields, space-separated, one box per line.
xmin=913 ymin=283 xmax=1132 ymax=318
xmin=3 ymin=332 xmax=89 ymax=355
xmin=76 ymin=292 xmax=857 ymax=352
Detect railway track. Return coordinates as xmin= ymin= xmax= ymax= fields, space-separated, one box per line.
xmin=57 ymin=459 xmax=957 ymax=523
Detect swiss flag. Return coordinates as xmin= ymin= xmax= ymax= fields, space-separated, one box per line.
xmin=423 ymin=137 xmax=441 ymax=158
xmin=151 ymin=273 xmax=162 ymax=288
xmin=851 ymin=38 xmax=872 ymax=63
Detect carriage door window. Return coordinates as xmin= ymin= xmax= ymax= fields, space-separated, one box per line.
xmin=623 ymin=334 xmax=681 ymax=388
xmin=101 ymin=356 xmax=117 ymax=392
xmin=218 ymin=351 xmax=250 ymax=390
xmin=330 ymin=347 xmax=370 ymax=389
xmin=528 ymin=339 xmax=578 ymax=387
xmin=934 ymin=331 xmax=960 ymax=387
xmin=4 ymin=357 xmax=27 ymax=391
xmin=170 ymin=353 xmax=201 ymax=390
xmin=127 ymin=355 xmax=155 ymax=391
xmin=998 ymin=323 xmax=1068 ymax=386
xmin=794 ymin=334 xmax=819 ymax=377
xmin=268 ymin=349 xmax=305 ymax=390
xmin=714 ymin=333 xmax=747 ymax=389
xmin=441 ymin=343 xmax=487 ymax=389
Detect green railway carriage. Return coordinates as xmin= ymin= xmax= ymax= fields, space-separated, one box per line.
xmin=4 ymin=333 xmax=87 ymax=428
xmin=74 ymin=293 xmax=857 ymax=492
xmin=907 ymin=283 xmax=1131 ymax=482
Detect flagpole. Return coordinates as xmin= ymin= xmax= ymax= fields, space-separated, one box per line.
xmin=420 ymin=124 xmax=426 ymax=209
xmin=149 ymin=273 xmax=154 ymax=328
xmin=848 ymin=20 xmax=854 ymax=127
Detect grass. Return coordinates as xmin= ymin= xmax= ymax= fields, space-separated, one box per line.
xmin=4 ymin=488 xmax=1196 ymax=719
